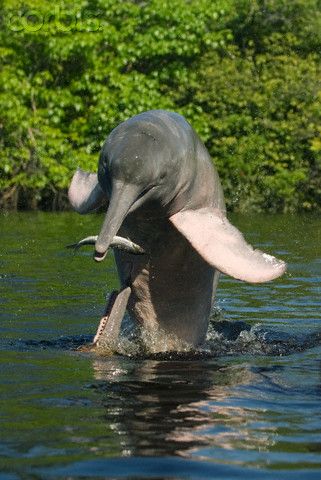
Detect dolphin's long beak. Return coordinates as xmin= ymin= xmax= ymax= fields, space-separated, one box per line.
xmin=94 ymin=181 xmax=141 ymax=262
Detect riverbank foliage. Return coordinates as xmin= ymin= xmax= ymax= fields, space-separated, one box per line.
xmin=1 ymin=0 xmax=320 ymax=212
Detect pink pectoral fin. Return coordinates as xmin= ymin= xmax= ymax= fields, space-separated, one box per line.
xmin=170 ymin=208 xmax=286 ymax=283
xmin=68 ymin=168 xmax=106 ymax=214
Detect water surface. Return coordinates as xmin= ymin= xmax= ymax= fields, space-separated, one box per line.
xmin=1 ymin=212 xmax=321 ymax=479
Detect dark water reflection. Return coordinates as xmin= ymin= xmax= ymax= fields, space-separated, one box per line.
xmin=1 ymin=212 xmax=321 ymax=479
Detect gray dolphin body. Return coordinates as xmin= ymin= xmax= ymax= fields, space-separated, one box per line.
xmin=69 ymin=110 xmax=286 ymax=351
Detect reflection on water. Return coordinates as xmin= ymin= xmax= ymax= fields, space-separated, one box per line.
xmin=1 ymin=212 xmax=321 ymax=479
xmin=88 ymin=355 xmax=321 ymax=468
xmin=91 ymin=357 xmax=255 ymax=458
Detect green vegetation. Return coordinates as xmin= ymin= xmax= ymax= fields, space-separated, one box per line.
xmin=0 ymin=0 xmax=320 ymax=212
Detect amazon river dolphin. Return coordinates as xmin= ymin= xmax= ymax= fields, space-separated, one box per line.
xmin=68 ymin=110 xmax=286 ymax=352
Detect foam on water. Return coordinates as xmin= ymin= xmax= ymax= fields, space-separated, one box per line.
xmin=109 ymin=300 xmax=302 ymax=357
xmin=86 ymin=308 xmax=321 ymax=360
xmin=3 ymin=310 xmax=320 ymax=361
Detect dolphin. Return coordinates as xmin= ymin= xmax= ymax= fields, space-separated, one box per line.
xmin=68 ymin=110 xmax=286 ymax=352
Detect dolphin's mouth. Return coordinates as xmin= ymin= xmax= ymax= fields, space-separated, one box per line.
xmin=128 ymin=185 xmax=157 ymax=214
xmin=94 ymin=185 xmax=157 ymax=262
xmin=94 ymin=250 xmax=106 ymax=261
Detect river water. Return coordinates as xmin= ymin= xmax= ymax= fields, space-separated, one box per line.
xmin=1 ymin=212 xmax=321 ymax=479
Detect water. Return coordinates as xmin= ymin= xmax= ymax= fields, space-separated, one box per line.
xmin=1 ymin=212 xmax=321 ymax=479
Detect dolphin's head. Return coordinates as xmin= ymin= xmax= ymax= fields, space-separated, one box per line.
xmin=94 ymin=122 xmax=183 ymax=262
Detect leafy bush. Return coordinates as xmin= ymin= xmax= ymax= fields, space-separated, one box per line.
xmin=0 ymin=0 xmax=320 ymax=212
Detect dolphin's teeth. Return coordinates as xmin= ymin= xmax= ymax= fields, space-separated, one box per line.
xmin=93 ymin=316 xmax=108 ymax=344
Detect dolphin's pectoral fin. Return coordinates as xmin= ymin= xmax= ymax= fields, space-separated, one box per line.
xmin=170 ymin=208 xmax=286 ymax=283
xmin=68 ymin=168 xmax=106 ymax=214
xmin=92 ymin=286 xmax=132 ymax=353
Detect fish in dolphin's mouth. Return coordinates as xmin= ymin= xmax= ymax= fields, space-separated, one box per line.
xmin=66 ymin=234 xmax=145 ymax=257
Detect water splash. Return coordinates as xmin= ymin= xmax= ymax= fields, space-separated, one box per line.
xmin=91 ymin=308 xmax=321 ymax=359
xmin=2 ymin=311 xmax=321 ymax=359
